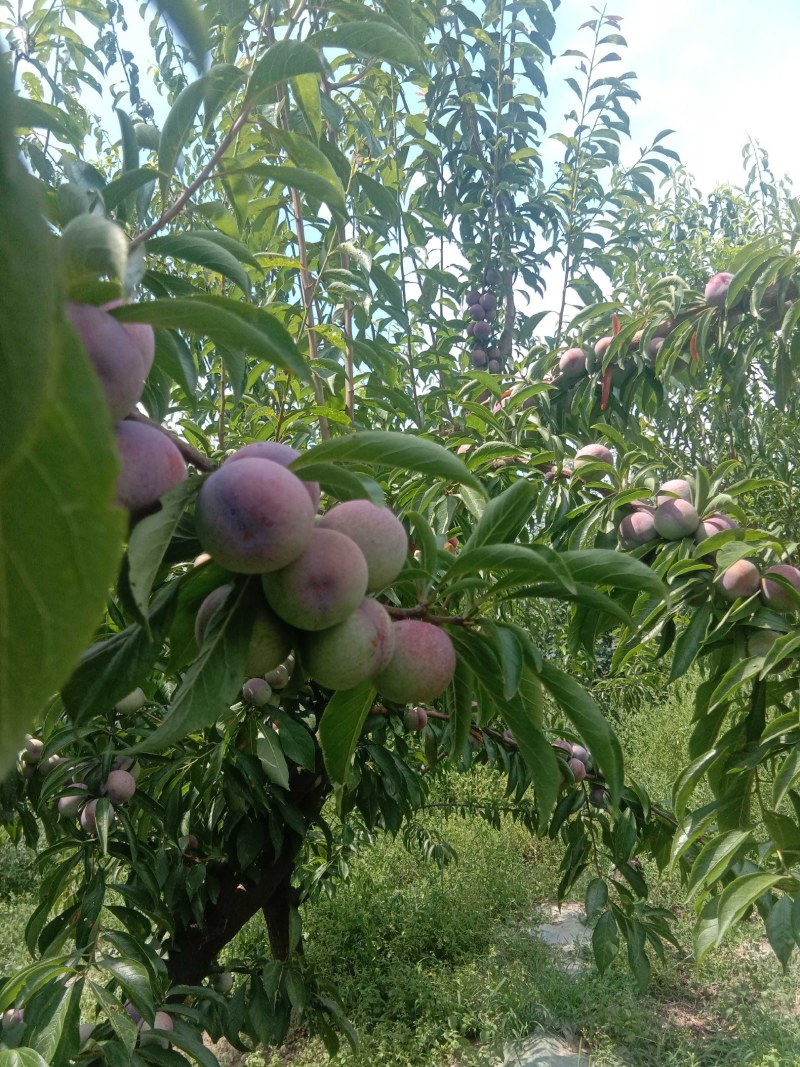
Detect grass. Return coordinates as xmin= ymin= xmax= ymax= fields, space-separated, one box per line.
xmin=4 ymin=676 xmax=800 ymax=1066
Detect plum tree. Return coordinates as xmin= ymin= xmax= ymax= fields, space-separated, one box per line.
xmin=102 ymin=769 xmax=137 ymax=804
xmin=65 ymin=303 xmax=149 ymax=418
xmin=760 ymin=563 xmax=800 ymax=611
xmin=374 ymin=620 xmax=456 ymax=703
xmin=319 ymin=499 xmax=408 ymax=591
xmin=242 ymin=677 xmax=272 ymax=706
xmin=114 ymin=421 xmax=188 ymax=513
xmin=227 ymin=441 xmax=321 ymax=508
xmin=717 ymin=559 xmax=761 ymax=601
xmin=303 ymin=597 xmax=395 ymax=690
xmin=262 ymin=528 xmax=369 ymax=631
xmin=653 ymin=498 xmax=700 ymax=539
xmin=656 ymin=478 xmax=693 ymax=505
xmin=705 ymin=271 xmax=734 ymax=307
xmin=195 ymin=457 xmax=316 ymax=573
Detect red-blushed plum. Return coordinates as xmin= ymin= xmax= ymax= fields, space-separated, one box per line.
xmin=102 ymin=300 xmax=155 ymax=377
xmin=567 ymin=757 xmax=587 ymax=781
xmin=468 ymin=303 xmax=486 ymax=321
xmin=374 ymin=620 xmax=456 ymax=704
xmin=66 ymin=303 xmax=149 ymax=418
xmin=226 ymin=441 xmax=320 ymax=509
xmin=618 ymin=509 xmax=658 ymax=547
xmin=404 ymin=707 xmax=428 ymax=731
xmin=319 ymin=499 xmax=408 ymax=592
xmin=80 ymin=798 xmax=114 ymax=834
xmin=465 ymin=289 xmax=480 ymax=305
xmin=695 ymin=513 xmax=738 ymax=543
xmin=473 ymin=320 xmax=491 ymax=340
xmin=656 ymin=478 xmax=693 ymax=505
xmin=594 ymin=336 xmax=613 ymax=360
xmin=717 ymin=558 xmax=761 ymax=601
xmin=139 ymin=1012 xmax=173 ymax=1049
xmin=653 ymin=498 xmax=700 ymax=539
xmin=57 ymin=783 xmax=88 ymax=817
xmin=553 ymin=740 xmax=572 ymax=755
xmin=114 ymin=421 xmax=187 ymax=513
xmin=574 ymin=443 xmax=613 ymax=469
xmin=559 ymin=347 xmax=586 ymax=378
xmin=479 ymin=292 xmax=497 ymax=312
xmin=705 ymin=272 xmax=734 ymax=308
xmin=195 ymin=458 xmax=316 ymax=573
xmin=102 ymin=769 xmax=136 ymax=804
xmin=761 ymin=564 xmax=800 ymax=612
xmin=242 ymin=678 xmax=272 ymax=706
xmin=263 ymin=528 xmax=368 ymax=631
xmin=303 ymin=598 xmax=395 ymax=690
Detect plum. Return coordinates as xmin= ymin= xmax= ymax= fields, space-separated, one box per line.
xmin=716 ymin=559 xmax=761 ymax=601
xmin=102 ymin=769 xmax=136 ymax=804
xmin=465 ymin=289 xmax=480 ymax=305
xmin=618 ymin=509 xmax=658 ymax=547
xmin=473 ymin=320 xmax=491 ymax=340
xmin=66 ymin=302 xmax=149 ymax=418
xmin=115 ymin=688 xmax=146 ymax=715
xmin=211 ymin=971 xmax=234 ymax=994
xmin=263 ymin=528 xmax=368 ymax=631
xmin=304 ymin=598 xmax=395 ymax=690
xmin=594 ymin=336 xmax=613 ymax=360
xmin=80 ymin=798 xmax=114 ymax=835
xmin=242 ymin=677 xmax=272 ymax=706
xmin=705 ymin=272 xmax=734 ymax=308
xmin=656 ymin=478 xmax=693 ymax=506
xmin=114 ymin=421 xmax=187 ymax=513
xmin=479 ymin=292 xmax=497 ymax=312
xmin=403 ymin=707 xmax=428 ymax=731
xmin=653 ymin=498 xmax=700 ymax=539
xmin=265 ymin=663 xmax=290 ymax=689
xmin=695 ymin=513 xmax=738 ymax=543
xmin=24 ymin=736 xmax=43 ymax=762
xmin=139 ymin=1011 xmax=173 ymax=1048
xmin=574 ymin=443 xmax=613 ymax=469
xmin=102 ymin=300 xmax=155 ymax=377
xmin=319 ymin=500 xmax=408 ymax=591
xmin=226 ymin=441 xmax=320 ymax=509
xmin=761 ymin=564 xmax=800 ymax=612
xmin=374 ymin=620 xmax=456 ymax=704
xmin=487 ymin=359 xmax=501 ymax=374
xmin=559 ymin=347 xmax=586 ymax=378
xmin=567 ymin=757 xmax=586 ymax=781
xmin=58 ymin=783 xmax=88 ymax=817
xmin=468 ymin=303 xmax=486 ymax=321
xmin=195 ymin=458 xmax=316 ymax=573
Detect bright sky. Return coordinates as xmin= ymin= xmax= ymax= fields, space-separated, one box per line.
xmin=547 ymin=0 xmax=799 ymax=192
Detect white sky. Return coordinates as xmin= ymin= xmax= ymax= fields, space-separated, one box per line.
xmin=547 ymin=0 xmax=799 ymax=191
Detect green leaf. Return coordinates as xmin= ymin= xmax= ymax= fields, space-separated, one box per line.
xmin=318 ymin=682 xmax=376 ymax=785
xmin=765 ymin=895 xmax=795 ymax=970
xmin=585 ymin=878 xmax=608 ymax=923
xmin=256 ymin=729 xmax=290 ymax=790
xmin=0 ymin=1051 xmax=53 ymax=1067
xmin=245 ymin=41 xmax=324 ymax=107
xmin=560 ymin=549 xmax=666 ymax=599
xmin=151 ymin=0 xmax=209 ymax=70
xmin=715 ymin=873 xmax=782 ymax=949
xmin=0 ymin=959 xmax=75 ymax=1014
xmin=501 ymin=691 xmax=560 ymax=821
xmin=685 ymin=830 xmax=753 ymax=900
xmin=27 ymin=975 xmax=81 ymax=1064
xmin=0 ymin=326 xmax=124 ymax=775
xmin=464 ymin=479 xmax=537 ymax=550
xmin=103 ymin=167 xmax=161 ymax=212
xmin=110 ymin=296 xmax=311 ymax=383
xmin=146 ymin=234 xmax=252 ymax=293
xmin=669 ymin=601 xmax=712 ymax=682
xmin=243 ymin=163 xmax=346 ymax=216
xmin=273 ymin=711 xmax=316 ymax=772
xmin=448 ymin=657 xmax=474 ymax=761
xmin=127 ymin=582 xmax=252 ymax=753
xmin=127 ymin=480 xmax=198 ymax=618
xmin=445 ymin=544 xmax=575 ymax=589
xmin=292 ymin=431 xmax=484 ymax=492
xmin=98 ymin=956 xmax=155 ymax=1023
xmin=293 ymin=73 xmax=322 ymax=140
xmin=12 ymin=96 xmax=83 ymax=149
xmin=672 ymin=750 xmax=718 ymax=821
xmin=592 ymin=910 xmax=619 ymax=974
xmin=694 ymin=896 xmax=720 ymax=964
xmin=310 ymin=22 xmax=422 ymax=66
xmin=773 ymin=748 xmax=800 ymax=810
xmin=538 ymin=661 xmax=623 ymax=803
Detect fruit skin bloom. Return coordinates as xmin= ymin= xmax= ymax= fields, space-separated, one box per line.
xmin=374 ymin=620 xmax=456 ymax=704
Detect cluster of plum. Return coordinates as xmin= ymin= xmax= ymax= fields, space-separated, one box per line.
xmin=464 ymin=269 xmax=505 ymax=375
xmin=554 ymin=739 xmax=608 ymax=807
xmin=19 ymin=712 xmax=140 ymax=835
xmin=192 ymin=445 xmax=457 ymax=703
xmin=550 ymin=271 xmax=742 ymax=390
xmin=67 ymin=302 xmax=188 ymax=515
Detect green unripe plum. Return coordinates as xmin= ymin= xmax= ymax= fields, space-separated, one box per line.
xmin=761 ymin=564 xmax=800 ymax=612
xmin=195 ymin=458 xmax=316 ymax=574
xmin=304 ymin=598 xmax=395 ymax=690
xmin=574 ymin=443 xmax=613 ymax=469
xmin=374 ymin=620 xmax=456 ymax=704
xmin=211 ymin=971 xmax=234 ymax=994
xmin=567 ymin=757 xmax=586 ymax=781
xmin=746 ymin=628 xmax=782 ymax=659
xmin=653 ymin=499 xmax=699 ymax=539
xmin=242 ymin=678 xmax=272 ymax=706
xmin=245 ymin=603 xmax=293 ymax=676
xmin=227 ymin=442 xmax=320 ymax=509
xmin=558 ymin=347 xmax=586 ymax=378
xmin=618 ymin=509 xmax=657 ymax=547
xmin=656 ymin=478 xmax=692 ymax=506
xmin=66 ymin=303 xmax=148 ymax=418
xmin=58 ymin=784 xmax=88 ymax=817
xmin=319 ymin=500 xmax=408 ymax=592
xmin=265 ymin=663 xmax=291 ymax=689
xmin=139 ymin=1011 xmax=173 ymax=1048
xmin=114 ymin=421 xmax=187 ymax=513
xmin=263 ymin=528 xmax=368 ymax=631
xmin=716 ymin=559 xmax=761 ymax=601
xmin=403 ymin=707 xmax=428 ymax=731
xmin=80 ymin=798 xmax=114 ymax=835
xmin=115 ymin=688 xmax=146 ymax=715
xmin=102 ymin=769 xmax=136 ymax=804
xmin=695 ymin=513 xmax=738 ymax=543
